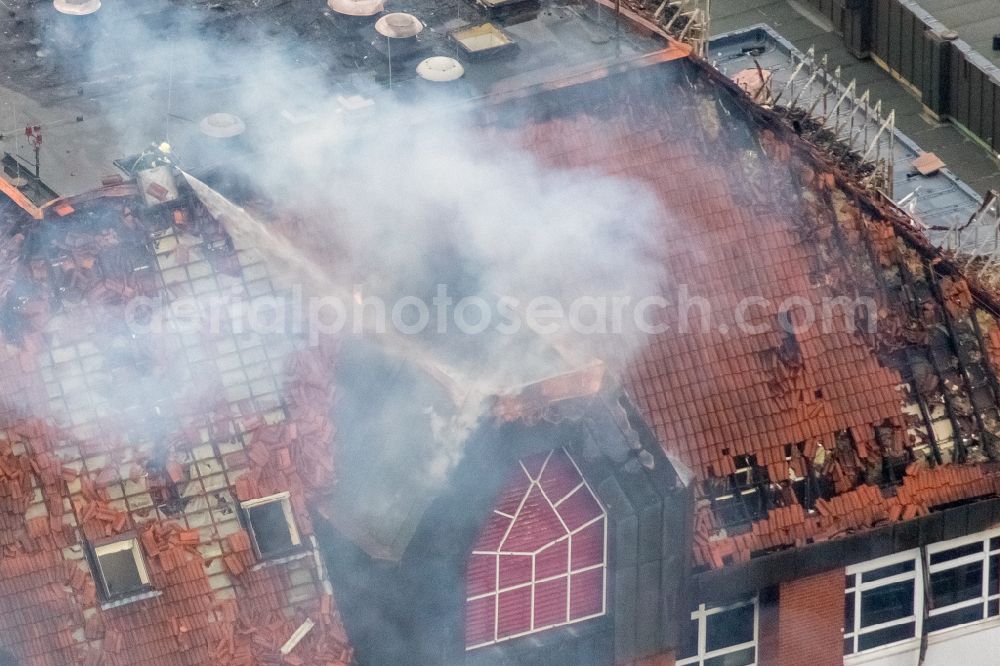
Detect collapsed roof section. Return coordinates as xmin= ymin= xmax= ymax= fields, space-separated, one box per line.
xmin=462 ymin=51 xmax=1000 ymax=569
xmin=0 ymin=171 xmax=351 ymax=664
xmin=3 ymin=9 xmax=1000 ymax=664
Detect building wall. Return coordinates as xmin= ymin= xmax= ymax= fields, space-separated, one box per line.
xmin=924 ymin=622 xmax=1000 ymax=665
xmin=846 ymin=621 xmax=1000 ymax=666
xmin=620 ymin=652 xmax=675 ymax=666
xmin=808 ymin=0 xmax=1000 ymax=150
xmin=776 ymin=569 xmax=845 ymax=666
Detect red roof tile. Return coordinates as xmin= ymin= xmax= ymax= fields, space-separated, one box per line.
xmin=0 ymin=183 xmax=351 ymax=662
xmin=473 ymin=56 xmax=1000 ymax=566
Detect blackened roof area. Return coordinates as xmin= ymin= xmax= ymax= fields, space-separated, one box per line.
xmin=461 ymin=54 xmax=1000 ymax=569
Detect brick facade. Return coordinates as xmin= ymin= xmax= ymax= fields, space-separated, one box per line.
xmin=775 ymin=569 xmax=845 ymax=666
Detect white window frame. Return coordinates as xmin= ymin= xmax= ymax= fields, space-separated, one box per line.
xmin=676 ymin=597 xmax=758 ymax=666
xmin=93 ymin=536 xmax=151 ymax=600
xmin=240 ymin=491 xmax=302 ymax=558
xmin=925 ymin=527 xmax=1000 ymax=631
xmin=844 ymin=549 xmax=922 ymax=655
xmin=465 ymin=449 xmax=608 ymax=650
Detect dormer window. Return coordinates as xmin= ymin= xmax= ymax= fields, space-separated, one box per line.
xmin=240 ymin=491 xmax=302 ymax=559
xmin=89 ymin=536 xmax=151 ymax=602
xmin=465 ymin=449 xmax=607 ymax=649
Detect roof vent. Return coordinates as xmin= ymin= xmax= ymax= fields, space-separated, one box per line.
xmin=198 ymin=113 xmax=246 ymax=138
xmin=53 ymin=0 xmax=101 ymax=15
xmin=375 ymin=12 xmax=423 ymax=39
xmin=416 ymin=56 xmax=464 ymax=82
xmin=336 ymin=94 xmax=375 ymax=113
xmin=327 ymin=0 xmax=384 ymax=16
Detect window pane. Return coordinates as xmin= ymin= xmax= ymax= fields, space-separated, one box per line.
xmin=930 ymin=542 xmax=983 ymax=565
xmin=99 ymin=549 xmax=143 ymax=598
xmin=858 ymin=622 xmax=916 ymax=651
xmin=991 ymin=555 xmax=999 ymax=596
xmin=927 ymin=604 xmax=984 ymax=633
xmin=247 ymin=501 xmax=294 ymax=557
xmin=706 ymin=604 xmax=755 ymax=652
xmin=930 ymin=561 xmax=983 ymax=608
xmin=844 ymin=591 xmax=855 ymax=632
xmin=860 ymin=581 xmax=914 ymax=627
xmin=705 ymin=647 xmax=755 ymax=666
xmin=714 ymin=497 xmax=751 ymax=529
xmin=678 ymin=618 xmax=699 ymax=659
xmin=844 ymin=636 xmax=854 ymax=655
xmin=861 ymin=560 xmax=914 ymax=583
xmin=845 ymin=574 xmax=855 ymax=591
xmin=990 ymin=536 xmax=1000 ymax=552
xmin=990 ymin=599 xmax=999 ymax=617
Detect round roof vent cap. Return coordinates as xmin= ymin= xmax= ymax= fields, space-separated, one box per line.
xmin=198 ymin=113 xmax=247 ymax=138
xmin=375 ymin=12 xmax=423 ymax=39
xmin=53 ymin=0 xmax=101 ymax=15
xmin=416 ymin=56 xmax=465 ymax=82
xmin=327 ymin=0 xmax=384 ymax=16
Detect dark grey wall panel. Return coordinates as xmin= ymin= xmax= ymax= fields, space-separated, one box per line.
xmin=845 ymin=0 xmax=1000 ymax=149
xmin=888 ymin=0 xmax=902 ymax=72
xmin=614 ymin=566 xmax=638 ymax=662
xmin=979 ymin=71 xmax=994 ymax=146
xmin=970 ymin=65 xmax=985 ymax=139
xmin=921 ymin=31 xmax=950 ymax=115
xmin=910 ymin=22 xmax=926 ymax=91
xmin=952 ymin=53 xmax=969 ymax=128
xmin=899 ymin=5 xmax=915 ymax=83
xmin=636 ymin=560 xmax=663 ymax=656
xmin=875 ymin=0 xmax=891 ymax=61
xmin=992 ymin=82 xmax=1000 ymax=150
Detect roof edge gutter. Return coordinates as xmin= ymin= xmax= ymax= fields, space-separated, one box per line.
xmin=691 ymin=495 xmax=1000 ymax=604
xmin=0 ymin=176 xmax=44 ymax=220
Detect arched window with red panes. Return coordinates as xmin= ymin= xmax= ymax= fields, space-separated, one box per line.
xmin=465 ymin=448 xmax=608 ymax=649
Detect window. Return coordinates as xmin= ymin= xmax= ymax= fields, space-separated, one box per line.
xmin=465 ymin=448 xmax=607 ymax=649
xmin=240 ymin=492 xmax=302 ymax=559
xmin=677 ymin=598 xmax=757 ymax=666
xmin=925 ymin=529 xmax=1000 ymax=632
xmin=844 ymin=550 xmax=921 ymax=655
xmin=89 ymin=536 xmax=151 ymax=602
xmin=707 ymin=456 xmax=768 ymax=531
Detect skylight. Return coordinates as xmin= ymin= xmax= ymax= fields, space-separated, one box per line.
xmin=89 ymin=536 xmax=151 ymax=602
xmin=241 ymin=492 xmax=302 ymax=560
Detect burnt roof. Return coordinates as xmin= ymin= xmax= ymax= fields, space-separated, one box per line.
xmin=6 ymin=3 xmax=1000 ymax=663
xmin=460 ymin=52 xmax=1000 ymax=569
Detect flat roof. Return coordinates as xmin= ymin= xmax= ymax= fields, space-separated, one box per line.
xmin=917 ymin=0 xmax=1000 ymax=70
xmin=0 ymin=0 xmax=664 ymax=197
xmin=709 ymin=24 xmax=986 ymax=248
